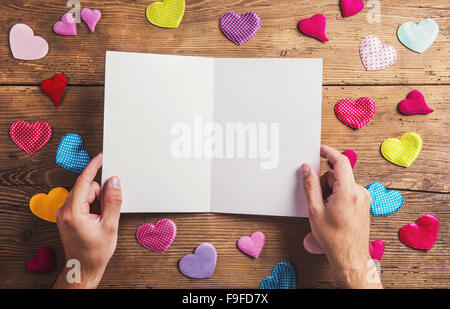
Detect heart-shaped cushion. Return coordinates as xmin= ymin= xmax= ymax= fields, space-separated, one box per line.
xmin=399 ymin=214 xmax=439 ymax=250
xmin=146 ymin=0 xmax=185 ymax=29
xmin=54 ymin=13 xmax=77 ymax=36
xmin=398 ymin=90 xmax=433 ymax=115
xmin=9 ymin=24 xmax=49 ymax=61
xmin=366 ymin=182 xmax=404 ymax=216
xmin=10 ymin=121 xmax=52 ymax=154
xmin=219 ymin=12 xmax=261 ymax=46
xmin=260 ymin=261 xmax=296 ymax=289
xmin=179 ymin=243 xmax=217 ymax=279
xmin=56 ymin=133 xmax=91 ymax=173
xmin=136 ymin=218 xmax=177 ymax=253
xmin=397 ymin=18 xmax=439 ymax=53
xmin=298 ymin=14 xmax=328 ymax=42
xmin=237 ymin=231 xmax=265 ymax=258
xmin=81 ymin=8 xmax=102 ymax=32
xmin=381 ymin=132 xmax=422 ymax=167
xmin=27 ymin=247 xmax=56 ymax=273
xmin=340 ymin=0 xmax=364 ymax=18
xmin=369 ymin=240 xmax=385 ymax=261
xmin=360 ymin=36 xmax=397 ymax=71
xmin=41 ymin=73 xmax=67 ymax=108
xmin=303 ymin=232 xmax=324 ymax=254
xmin=29 ymin=187 xmax=69 ymax=223
xmin=335 ymin=97 xmax=376 ymax=129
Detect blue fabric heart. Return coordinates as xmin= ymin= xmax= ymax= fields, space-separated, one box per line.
xmin=366 ymin=182 xmax=404 ymax=217
xmin=397 ymin=18 xmax=439 ymax=53
xmin=260 ymin=261 xmax=296 ymax=289
xmin=56 ymin=133 xmax=91 ymax=173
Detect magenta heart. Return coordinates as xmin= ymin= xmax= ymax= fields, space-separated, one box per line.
xmin=219 ymin=12 xmax=261 ymax=46
xmin=9 ymin=24 xmax=49 ymax=60
xmin=298 ymin=14 xmax=328 ymax=42
xmin=136 ymin=218 xmax=177 ymax=253
xmin=398 ymin=90 xmax=433 ymax=115
xmin=81 ymin=8 xmax=102 ymax=32
xmin=399 ymin=214 xmax=439 ymax=250
xmin=303 ymin=232 xmax=324 ymax=254
xmin=329 ymin=149 xmax=357 ymax=169
xmin=341 ymin=0 xmax=364 ymax=18
xmin=179 ymin=243 xmax=217 ymax=279
xmin=237 ymin=232 xmax=265 ymax=258
xmin=335 ymin=97 xmax=376 ymax=129
xmin=10 ymin=121 xmax=52 ymax=154
xmin=54 ymin=13 xmax=77 ymax=36
xmin=369 ymin=240 xmax=385 ymax=261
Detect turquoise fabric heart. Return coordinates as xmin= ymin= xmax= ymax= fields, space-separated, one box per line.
xmin=397 ymin=18 xmax=439 ymax=53
xmin=56 ymin=133 xmax=91 ymax=173
xmin=260 ymin=261 xmax=296 ymax=289
xmin=366 ymin=182 xmax=404 ymax=217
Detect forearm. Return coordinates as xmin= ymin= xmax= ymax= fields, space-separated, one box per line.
xmin=53 ymin=260 xmax=105 ymax=289
xmin=332 ymin=258 xmax=383 ymax=289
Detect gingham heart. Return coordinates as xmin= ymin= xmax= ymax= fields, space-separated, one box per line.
xmin=334 ymin=97 xmax=376 ymax=129
xmin=366 ymin=182 xmax=404 ymax=217
xmin=10 ymin=121 xmax=52 ymax=154
xmin=260 ymin=262 xmax=296 ymax=289
xmin=136 ymin=218 xmax=177 ymax=253
xmin=219 ymin=12 xmax=261 ymax=46
xmin=55 ymin=133 xmax=91 ymax=173
xmin=381 ymin=132 xmax=422 ymax=168
xmin=360 ymin=36 xmax=397 ymax=71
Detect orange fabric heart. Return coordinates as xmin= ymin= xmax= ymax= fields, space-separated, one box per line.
xmin=29 ymin=187 xmax=68 ymax=223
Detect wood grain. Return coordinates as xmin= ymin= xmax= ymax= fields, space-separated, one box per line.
xmin=0 ymin=0 xmax=448 ymax=85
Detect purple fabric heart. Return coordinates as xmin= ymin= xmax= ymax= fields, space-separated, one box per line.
xmin=219 ymin=12 xmax=261 ymax=46
xmin=179 ymin=243 xmax=217 ymax=279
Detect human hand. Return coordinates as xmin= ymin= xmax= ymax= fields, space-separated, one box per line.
xmin=300 ymin=145 xmax=382 ymax=288
xmin=53 ymin=153 xmax=122 ymax=289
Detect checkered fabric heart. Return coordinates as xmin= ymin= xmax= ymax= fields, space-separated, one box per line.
xmin=260 ymin=261 xmax=296 ymax=289
xmin=10 ymin=121 xmax=52 ymax=154
xmin=136 ymin=218 xmax=177 ymax=253
xmin=334 ymin=97 xmax=376 ymax=129
xmin=56 ymin=133 xmax=91 ymax=173
xmin=381 ymin=132 xmax=422 ymax=167
xmin=360 ymin=36 xmax=397 ymax=71
xmin=219 ymin=12 xmax=261 ymax=46
xmin=366 ymin=182 xmax=404 ymax=217
xmin=146 ymin=0 xmax=185 ymax=29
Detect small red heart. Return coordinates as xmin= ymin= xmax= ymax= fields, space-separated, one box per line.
xmin=41 ymin=73 xmax=67 ymax=107
xmin=369 ymin=240 xmax=385 ymax=261
xmin=335 ymin=97 xmax=376 ymax=129
xmin=27 ymin=247 xmax=56 ymax=273
xmin=398 ymin=90 xmax=433 ymax=115
xmin=341 ymin=0 xmax=364 ymax=18
xmin=10 ymin=121 xmax=52 ymax=154
xmin=298 ymin=14 xmax=328 ymax=42
xmin=399 ymin=214 xmax=439 ymax=250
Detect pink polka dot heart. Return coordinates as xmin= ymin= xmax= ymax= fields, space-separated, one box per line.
xmin=10 ymin=121 xmax=52 ymax=154
xmin=360 ymin=36 xmax=397 ymax=71
xmin=136 ymin=218 xmax=177 ymax=253
xmin=334 ymin=97 xmax=376 ymax=129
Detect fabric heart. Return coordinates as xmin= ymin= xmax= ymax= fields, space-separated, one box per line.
xmin=398 ymin=90 xmax=433 ymax=115
xmin=366 ymin=182 xmax=404 ymax=217
xmin=81 ymin=8 xmax=102 ymax=32
xmin=237 ymin=232 xmax=265 ymax=258
xmin=219 ymin=12 xmax=261 ymax=46
xmin=41 ymin=73 xmax=67 ymax=108
xmin=27 ymin=247 xmax=56 ymax=273
xmin=56 ymin=133 xmax=91 ymax=173
xmin=146 ymin=0 xmax=185 ymax=29
xmin=340 ymin=0 xmax=364 ymax=18
xmin=298 ymin=14 xmax=328 ymax=42
xmin=54 ymin=13 xmax=77 ymax=36
xmin=381 ymin=132 xmax=422 ymax=167
xmin=179 ymin=243 xmax=217 ymax=279
xmin=303 ymin=232 xmax=324 ymax=254
xmin=29 ymin=187 xmax=68 ymax=223
xmin=335 ymin=97 xmax=376 ymax=129
xmin=136 ymin=218 xmax=177 ymax=253
xmin=397 ymin=18 xmax=439 ymax=53
xmin=369 ymin=240 xmax=385 ymax=261
xmin=10 ymin=121 xmax=52 ymax=154
xmin=399 ymin=214 xmax=439 ymax=250
xmin=9 ymin=24 xmax=49 ymax=60
xmin=329 ymin=149 xmax=357 ymax=169
xmin=260 ymin=262 xmax=296 ymax=289
xmin=360 ymin=36 xmax=397 ymax=71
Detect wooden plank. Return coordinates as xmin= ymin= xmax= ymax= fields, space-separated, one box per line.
xmin=0 ymin=85 xmax=447 ymax=192
xmin=0 ymin=0 xmax=448 ymax=85
xmin=0 ymin=186 xmax=448 ymax=288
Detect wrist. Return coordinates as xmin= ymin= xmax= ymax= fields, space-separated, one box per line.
xmin=53 ymin=258 xmax=106 ymax=289
xmin=331 ymin=255 xmax=382 ymax=289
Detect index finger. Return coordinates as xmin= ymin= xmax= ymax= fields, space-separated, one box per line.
xmin=70 ymin=153 xmax=103 ymax=206
xmin=320 ymin=145 xmax=355 ymax=188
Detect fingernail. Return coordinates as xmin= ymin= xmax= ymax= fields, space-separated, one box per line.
xmin=110 ymin=177 xmax=121 ymax=189
xmin=300 ymin=165 xmax=310 ymax=178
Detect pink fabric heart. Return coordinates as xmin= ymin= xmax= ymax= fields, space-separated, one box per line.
xmin=237 ymin=232 xmax=265 ymax=258
xmin=335 ymin=97 xmax=376 ymax=129
xmin=136 ymin=218 xmax=177 ymax=253
xmin=54 ymin=13 xmax=77 ymax=36
xmin=399 ymin=214 xmax=439 ymax=250
xmin=10 ymin=121 xmax=52 ymax=154
xmin=303 ymin=232 xmax=324 ymax=254
xmin=329 ymin=149 xmax=357 ymax=169
xmin=341 ymin=0 xmax=364 ymax=18
xmin=298 ymin=14 xmax=328 ymax=42
xmin=360 ymin=36 xmax=397 ymax=71
xmin=398 ymin=90 xmax=433 ymax=115
xmin=81 ymin=8 xmax=102 ymax=32
xmin=9 ymin=24 xmax=49 ymax=60
xmin=369 ymin=240 xmax=385 ymax=261
xmin=219 ymin=12 xmax=261 ymax=46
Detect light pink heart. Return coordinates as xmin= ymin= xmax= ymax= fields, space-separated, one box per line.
xmin=136 ymin=218 xmax=177 ymax=253
xmin=54 ymin=13 xmax=77 ymax=36
xmin=360 ymin=36 xmax=397 ymax=71
xmin=303 ymin=232 xmax=324 ymax=254
xmin=9 ymin=24 xmax=49 ymax=60
xmin=81 ymin=8 xmax=102 ymax=32
xmin=237 ymin=231 xmax=265 ymax=258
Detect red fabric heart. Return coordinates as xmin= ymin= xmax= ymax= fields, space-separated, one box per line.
xmin=398 ymin=90 xmax=433 ymax=115
xmin=27 ymin=247 xmax=55 ymax=273
xmin=298 ymin=14 xmax=328 ymax=42
xmin=10 ymin=121 xmax=52 ymax=154
xmin=369 ymin=240 xmax=385 ymax=261
xmin=335 ymin=97 xmax=375 ymax=129
xmin=41 ymin=73 xmax=67 ymax=107
xmin=136 ymin=218 xmax=177 ymax=253
xmin=341 ymin=0 xmax=364 ymax=18
xmin=399 ymin=214 xmax=439 ymax=250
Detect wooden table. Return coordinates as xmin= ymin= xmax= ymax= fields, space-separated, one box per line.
xmin=0 ymin=0 xmax=448 ymax=289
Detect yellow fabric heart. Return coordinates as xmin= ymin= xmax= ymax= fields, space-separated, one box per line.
xmin=381 ymin=132 xmax=423 ymax=167
xmin=29 ymin=187 xmax=69 ymax=223
xmin=146 ymin=0 xmax=185 ymax=29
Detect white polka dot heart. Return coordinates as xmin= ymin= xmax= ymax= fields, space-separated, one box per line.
xmin=360 ymin=36 xmax=397 ymax=71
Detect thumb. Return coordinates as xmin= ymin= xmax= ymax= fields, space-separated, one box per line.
xmin=300 ymin=163 xmax=324 ymax=217
xmin=101 ymin=177 xmax=122 ymax=228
